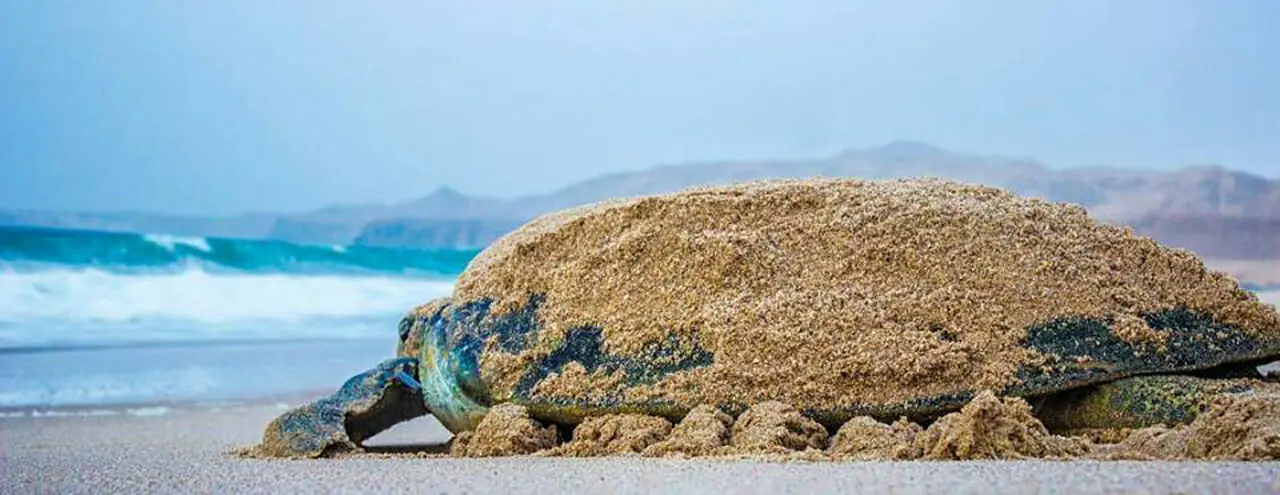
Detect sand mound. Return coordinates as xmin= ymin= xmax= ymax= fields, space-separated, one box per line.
xmin=448 ymin=177 xmax=1280 ymax=417
xmin=729 ymin=401 xmax=828 ymax=453
xmin=1115 ymin=394 xmax=1280 ymax=460
xmin=450 ymin=404 xmax=558 ymax=457
xmin=546 ymin=414 xmax=673 ymax=457
xmin=642 ymin=405 xmax=735 ymax=457
xmin=907 ymin=391 xmax=1090 ymax=460
xmin=822 ymin=391 xmax=1090 ymax=461
xmin=828 ymin=416 xmax=923 ymax=460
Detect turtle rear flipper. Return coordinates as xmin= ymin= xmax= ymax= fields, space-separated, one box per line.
xmin=257 ymin=357 xmax=429 ymax=458
xmin=1036 ymin=374 xmax=1275 ymax=432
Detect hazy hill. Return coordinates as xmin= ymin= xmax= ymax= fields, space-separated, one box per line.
xmin=4 ymin=141 xmax=1277 ymax=270
xmin=351 ymin=142 xmax=1280 ymax=261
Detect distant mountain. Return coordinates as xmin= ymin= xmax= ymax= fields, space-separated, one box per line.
xmin=508 ymin=142 xmax=1280 ymax=224
xmin=267 ymin=186 xmax=518 ymax=245
xmin=344 ymin=141 xmax=1280 ymax=260
xmin=4 ymin=141 xmax=1277 ymax=267
xmin=354 ymin=218 xmax=527 ymax=249
xmin=1127 ymin=216 xmax=1280 ymax=260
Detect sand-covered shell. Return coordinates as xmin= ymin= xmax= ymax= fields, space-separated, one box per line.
xmin=405 ymin=178 xmax=1280 ymax=432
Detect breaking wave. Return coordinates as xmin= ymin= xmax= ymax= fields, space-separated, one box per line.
xmin=0 ymin=226 xmax=467 ymax=349
xmin=0 ymin=225 xmax=477 ymax=276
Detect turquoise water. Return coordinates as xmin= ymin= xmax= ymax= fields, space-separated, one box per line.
xmin=0 ymin=225 xmax=477 ymax=276
xmin=0 ymin=226 xmax=475 ymax=407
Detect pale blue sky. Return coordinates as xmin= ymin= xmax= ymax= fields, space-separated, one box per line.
xmin=1 ymin=0 xmax=1277 ymax=214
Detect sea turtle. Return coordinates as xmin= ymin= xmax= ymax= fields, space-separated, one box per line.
xmin=257 ymin=178 xmax=1280 ymax=458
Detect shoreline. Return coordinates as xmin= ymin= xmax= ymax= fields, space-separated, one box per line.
xmin=0 ymin=389 xmax=331 ymax=418
xmin=0 ymin=338 xmax=396 ymax=411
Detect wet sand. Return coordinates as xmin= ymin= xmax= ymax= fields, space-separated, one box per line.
xmin=4 ymin=403 xmax=1280 ymax=494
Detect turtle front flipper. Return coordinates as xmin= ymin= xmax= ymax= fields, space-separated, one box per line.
xmin=1035 ymin=374 xmax=1276 ymax=433
xmin=257 ymin=357 xmax=429 ymax=458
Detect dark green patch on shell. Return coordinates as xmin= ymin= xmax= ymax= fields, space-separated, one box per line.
xmin=512 ymin=325 xmax=714 ymax=397
xmin=1013 ymin=307 xmax=1275 ymax=397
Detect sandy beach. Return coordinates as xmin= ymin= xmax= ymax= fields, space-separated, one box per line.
xmin=2 ymin=402 xmax=1278 ymax=494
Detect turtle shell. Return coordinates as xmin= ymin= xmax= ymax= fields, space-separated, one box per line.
xmin=405 ymin=178 xmax=1280 ymax=431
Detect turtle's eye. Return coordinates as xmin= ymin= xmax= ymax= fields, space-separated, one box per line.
xmin=398 ymin=317 xmax=413 ymax=342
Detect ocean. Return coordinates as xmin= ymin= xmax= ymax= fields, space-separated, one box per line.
xmin=0 ymin=226 xmax=473 ymax=409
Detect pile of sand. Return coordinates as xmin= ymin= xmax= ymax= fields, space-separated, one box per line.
xmin=641 ymin=405 xmax=735 ymax=457
xmin=544 ymin=414 xmax=672 ymax=457
xmin=450 ymin=404 xmax=558 ymax=457
xmin=828 ymin=417 xmax=922 ymax=460
xmin=826 ymin=391 xmax=1087 ymax=461
xmin=728 ymin=401 xmax=828 ymax=454
xmin=905 ymin=391 xmax=1091 ymax=460
xmin=450 ymin=178 xmax=1280 ymax=416
xmin=437 ymin=391 xmax=1280 ymax=461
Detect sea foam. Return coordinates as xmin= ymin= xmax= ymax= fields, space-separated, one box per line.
xmin=0 ymin=267 xmax=453 ymax=348
xmin=143 ymin=233 xmax=212 ymax=253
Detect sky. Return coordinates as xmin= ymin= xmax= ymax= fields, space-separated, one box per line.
xmin=1 ymin=0 xmax=1278 ymax=215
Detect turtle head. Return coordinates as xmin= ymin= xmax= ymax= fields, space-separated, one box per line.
xmin=396 ymin=310 xmax=425 ymax=361
xmin=397 ymin=300 xmax=491 ymax=433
